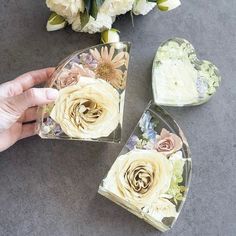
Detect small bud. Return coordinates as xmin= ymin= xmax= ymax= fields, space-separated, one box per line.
xmin=157 ymin=0 xmax=181 ymax=11
xmin=46 ymin=12 xmax=67 ymax=31
xmin=101 ymin=28 xmax=120 ymax=44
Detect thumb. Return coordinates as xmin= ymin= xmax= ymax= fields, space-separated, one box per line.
xmin=0 ymin=88 xmax=58 ymax=131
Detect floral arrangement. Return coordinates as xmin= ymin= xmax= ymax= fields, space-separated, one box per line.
xmin=45 ymin=0 xmax=181 ymax=34
xmin=37 ymin=42 xmax=130 ymax=142
xmin=152 ymin=38 xmax=221 ymax=106
xmin=99 ymin=103 xmax=191 ymax=231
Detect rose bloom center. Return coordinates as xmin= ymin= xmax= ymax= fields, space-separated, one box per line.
xmin=125 ymin=161 xmax=154 ymax=195
xmin=157 ymin=138 xmax=174 ymax=151
xmin=70 ymin=100 xmax=103 ymax=128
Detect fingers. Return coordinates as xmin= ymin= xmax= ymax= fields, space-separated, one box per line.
xmin=19 ymin=107 xmax=38 ymax=123
xmin=0 ymin=68 xmax=55 ymax=97
xmin=15 ymin=67 xmax=55 ymax=91
xmin=6 ymin=88 xmax=58 ymax=114
xmin=0 ymin=122 xmax=22 ymax=152
xmin=19 ymin=123 xmax=37 ymax=140
xmin=0 ymin=123 xmax=37 ymax=152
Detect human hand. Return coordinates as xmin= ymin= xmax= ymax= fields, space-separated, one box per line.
xmin=0 ymin=68 xmax=58 ymax=152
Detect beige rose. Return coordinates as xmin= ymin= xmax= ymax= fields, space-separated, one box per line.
xmin=102 ymin=150 xmax=173 ymax=208
xmin=50 ymin=77 xmax=119 ymax=139
xmin=155 ymin=128 xmax=183 ymax=156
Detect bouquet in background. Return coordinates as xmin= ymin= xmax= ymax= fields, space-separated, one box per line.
xmin=46 ymin=0 xmax=181 ymax=34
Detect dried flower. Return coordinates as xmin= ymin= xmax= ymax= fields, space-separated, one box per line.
xmin=90 ymin=46 xmax=128 ymax=89
xmin=155 ymin=128 xmax=182 ymax=156
xmin=53 ymin=63 xmax=95 ymax=89
xmin=102 ymin=149 xmax=173 ymax=208
xmin=50 ymin=77 xmax=119 ymax=139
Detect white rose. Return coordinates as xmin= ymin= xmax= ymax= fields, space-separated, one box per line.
xmin=144 ymin=197 xmax=177 ymax=222
xmin=100 ymin=0 xmax=135 ymax=17
xmin=132 ymin=0 xmax=156 ymax=15
xmin=46 ymin=0 xmax=84 ymax=23
xmin=74 ymin=12 xmax=115 ymax=34
xmin=50 ymin=77 xmax=119 ymax=139
xmin=102 ymin=150 xmax=173 ymax=208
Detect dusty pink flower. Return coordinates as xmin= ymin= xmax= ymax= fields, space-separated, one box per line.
xmin=155 ymin=128 xmax=182 ymax=156
xmin=53 ymin=63 xmax=95 ymax=89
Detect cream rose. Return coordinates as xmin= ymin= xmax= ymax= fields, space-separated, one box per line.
xmin=46 ymin=0 xmax=84 ymax=23
xmin=50 ymin=77 xmax=119 ymax=139
xmin=102 ymin=150 xmax=173 ymax=208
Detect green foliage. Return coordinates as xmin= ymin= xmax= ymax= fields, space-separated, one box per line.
xmin=84 ymin=0 xmax=105 ymax=18
xmin=167 ymin=159 xmax=186 ymax=204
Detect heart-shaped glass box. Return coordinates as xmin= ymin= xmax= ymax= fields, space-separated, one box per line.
xmin=152 ymin=38 xmax=221 ymax=106
xmin=99 ymin=101 xmax=192 ymax=232
xmin=37 ymin=42 xmax=131 ymax=143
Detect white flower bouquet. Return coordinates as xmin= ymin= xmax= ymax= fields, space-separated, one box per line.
xmin=45 ymin=0 xmax=181 ymax=34
xmin=99 ymin=101 xmax=192 ymax=231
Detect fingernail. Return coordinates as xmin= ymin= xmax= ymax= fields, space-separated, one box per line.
xmin=46 ymin=89 xmax=59 ymax=100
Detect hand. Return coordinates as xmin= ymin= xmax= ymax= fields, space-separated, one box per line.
xmin=0 ymin=68 xmax=58 ymax=152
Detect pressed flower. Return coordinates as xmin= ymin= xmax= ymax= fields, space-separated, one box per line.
xmin=79 ymin=53 xmax=98 ymax=69
xmin=101 ymin=149 xmax=173 ymax=208
xmin=50 ymin=77 xmax=120 ymax=139
xmin=90 ymin=46 xmax=128 ymax=89
xmin=155 ymin=128 xmax=182 ymax=156
xmin=53 ymin=63 xmax=95 ymax=89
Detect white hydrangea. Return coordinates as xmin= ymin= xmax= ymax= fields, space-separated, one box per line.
xmin=132 ymin=0 xmax=156 ymax=15
xmin=100 ymin=0 xmax=135 ymax=17
xmin=46 ymin=0 xmax=84 ymax=23
xmin=73 ymin=13 xmax=115 ymax=34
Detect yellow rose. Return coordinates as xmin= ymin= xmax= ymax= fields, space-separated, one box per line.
xmin=50 ymin=77 xmax=119 ymax=139
xmin=102 ymin=149 xmax=173 ymax=208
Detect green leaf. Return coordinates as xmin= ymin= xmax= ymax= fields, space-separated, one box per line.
xmin=157 ymin=0 xmax=168 ymax=3
xmin=96 ymin=0 xmax=105 ymax=7
xmin=80 ymin=11 xmax=90 ymax=28
xmin=91 ymin=0 xmax=98 ymax=19
xmin=84 ymin=0 xmax=92 ymax=14
xmin=84 ymin=0 xmax=103 ymax=19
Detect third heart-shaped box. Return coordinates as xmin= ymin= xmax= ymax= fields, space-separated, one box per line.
xmin=152 ymin=38 xmax=221 ymax=106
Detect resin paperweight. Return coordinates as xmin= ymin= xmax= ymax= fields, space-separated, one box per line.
xmin=152 ymin=38 xmax=221 ymax=106
xmin=37 ymin=42 xmax=131 ymax=142
xmin=99 ymin=101 xmax=192 ymax=232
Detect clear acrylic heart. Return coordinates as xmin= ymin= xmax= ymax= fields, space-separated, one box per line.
xmin=152 ymin=38 xmax=221 ymax=106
